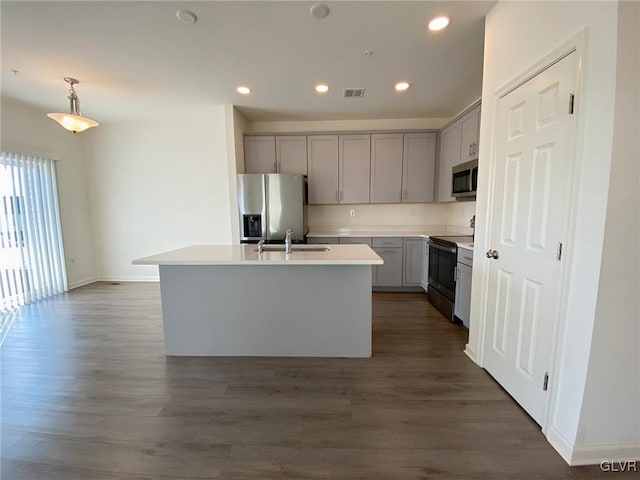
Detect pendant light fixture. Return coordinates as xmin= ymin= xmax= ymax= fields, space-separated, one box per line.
xmin=47 ymin=77 xmax=99 ymax=133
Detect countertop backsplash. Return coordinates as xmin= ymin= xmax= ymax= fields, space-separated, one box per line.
xmin=308 ymin=201 xmax=476 ymax=235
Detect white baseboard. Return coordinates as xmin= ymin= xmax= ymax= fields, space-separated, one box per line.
xmin=570 ymin=442 xmax=640 ymax=466
xmin=464 ymin=344 xmax=480 ymax=366
xmin=546 ymin=425 xmax=640 ymax=466
xmin=546 ymin=425 xmax=574 ymax=465
xmin=97 ymin=276 xmax=160 ymax=283
xmin=68 ymin=277 xmax=98 ymax=290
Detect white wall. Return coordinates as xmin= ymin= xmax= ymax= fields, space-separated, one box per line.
xmin=577 ymin=0 xmax=640 ymax=461
xmin=232 ymin=107 xmax=250 ymax=175
xmin=225 ymin=106 xmax=250 ymax=244
xmin=470 ymin=0 xmax=633 ymax=465
xmin=0 ymin=97 xmax=96 ymax=288
xmin=83 ymin=107 xmax=234 ymax=280
xmin=249 ymin=117 xmax=449 ymax=134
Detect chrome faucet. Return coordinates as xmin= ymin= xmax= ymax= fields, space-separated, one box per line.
xmin=256 ymin=238 xmax=265 ymax=254
xmin=285 ymin=229 xmax=293 ymax=254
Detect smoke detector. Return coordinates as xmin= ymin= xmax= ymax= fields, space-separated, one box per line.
xmin=310 ymin=3 xmax=330 ymax=19
xmin=176 ymin=9 xmax=198 ymax=24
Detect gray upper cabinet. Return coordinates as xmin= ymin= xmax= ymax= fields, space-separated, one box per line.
xmin=244 ymin=136 xmax=276 ymax=174
xmin=370 ymin=134 xmax=404 ymax=203
xmin=247 ymin=130 xmax=438 ymax=205
xmin=402 ymin=133 xmax=436 ymax=203
xmin=307 ymin=135 xmax=339 ymax=204
xmin=276 ymin=136 xmax=307 ymax=175
xmin=459 ymin=105 xmax=481 ymax=162
xmin=437 ymin=121 xmax=461 ymax=202
xmin=437 ymin=103 xmax=481 ymax=202
xmin=339 ymin=135 xmax=371 ymax=204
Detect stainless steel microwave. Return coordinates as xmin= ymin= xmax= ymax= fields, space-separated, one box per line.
xmin=452 ymin=160 xmax=478 ymax=199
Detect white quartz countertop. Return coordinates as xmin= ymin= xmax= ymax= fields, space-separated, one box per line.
xmin=457 ymin=243 xmax=475 ymax=251
xmin=132 ymin=244 xmax=383 ymax=266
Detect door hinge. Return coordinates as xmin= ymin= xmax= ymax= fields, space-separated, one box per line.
xmin=569 ymin=94 xmax=575 ymax=114
xmin=556 ymin=242 xmax=563 ymax=261
xmin=543 ymin=372 xmax=549 ymax=391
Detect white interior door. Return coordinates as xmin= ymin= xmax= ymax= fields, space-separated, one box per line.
xmin=483 ymin=52 xmax=578 ymax=425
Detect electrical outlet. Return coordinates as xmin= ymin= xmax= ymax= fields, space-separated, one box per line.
xmin=349 ymin=209 xmax=356 ymax=217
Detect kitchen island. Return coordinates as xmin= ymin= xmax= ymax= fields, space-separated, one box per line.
xmin=132 ymin=244 xmax=382 ymax=357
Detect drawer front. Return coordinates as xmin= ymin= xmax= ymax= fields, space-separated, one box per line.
xmin=340 ymin=237 xmax=373 ymax=246
xmin=372 ymin=237 xmax=403 ymax=248
xmin=457 ymin=248 xmax=474 ymax=267
xmin=307 ymin=237 xmax=341 ymax=244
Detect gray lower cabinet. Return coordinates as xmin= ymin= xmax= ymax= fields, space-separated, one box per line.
xmin=371 ymin=237 xmax=403 ymax=287
xmin=403 ymin=238 xmax=423 ymax=286
xmin=421 ymin=239 xmax=429 ymax=290
xmin=454 ymin=248 xmax=474 ymax=328
xmin=309 ymin=235 xmax=427 ymax=291
xmin=340 ymin=237 xmax=372 ymax=246
xmin=372 ymin=247 xmax=403 ymax=286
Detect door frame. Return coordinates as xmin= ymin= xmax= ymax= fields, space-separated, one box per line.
xmin=473 ymin=30 xmax=588 ymax=435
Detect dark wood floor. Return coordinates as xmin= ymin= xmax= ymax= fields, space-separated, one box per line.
xmin=1 ymin=282 xmax=615 ymax=479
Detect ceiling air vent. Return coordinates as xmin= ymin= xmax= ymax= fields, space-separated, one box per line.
xmin=343 ymin=88 xmax=366 ymax=98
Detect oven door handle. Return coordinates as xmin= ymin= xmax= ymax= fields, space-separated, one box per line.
xmin=427 ymin=241 xmax=457 ymax=254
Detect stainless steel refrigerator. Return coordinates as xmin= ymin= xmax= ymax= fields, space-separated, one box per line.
xmin=237 ymin=174 xmax=308 ymax=243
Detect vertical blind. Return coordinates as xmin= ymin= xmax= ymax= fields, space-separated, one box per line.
xmin=0 ymin=152 xmax=67 ymax=314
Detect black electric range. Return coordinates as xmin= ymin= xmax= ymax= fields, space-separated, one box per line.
xmin=426 ymin=235 xmax=473 ymax=322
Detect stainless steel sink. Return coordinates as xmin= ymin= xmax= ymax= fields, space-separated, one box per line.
xmin=255 ymin=245 xmax=332 ymax=253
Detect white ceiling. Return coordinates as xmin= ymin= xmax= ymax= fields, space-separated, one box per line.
xmin=1 ymin=1 xmax=495 ymax=124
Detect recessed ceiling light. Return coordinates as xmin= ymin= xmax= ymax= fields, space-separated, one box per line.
xmin=428 ymin=16 xmax=450 ymax=31
xmin=237 ymin=86 xmax=251 ymax=95
xmin=315 ymin=84 xmax=330 ymax=94
xmin=395 ymin=82 xmax=411 ymax=92
xmin=176 ymin=9 xmax=198 ymax=24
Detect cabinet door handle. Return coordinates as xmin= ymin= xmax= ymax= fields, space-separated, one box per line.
xmin=275 ymin=161 xmax=279 ymax=172
xmin=335 ymin=190 xmax=339 ymax=202
xmin=340 ymin=191 xmax=344 ymax=202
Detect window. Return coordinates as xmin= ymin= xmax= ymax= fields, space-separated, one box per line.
xmin=0 ymin=152 xmax=67 ymax=316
